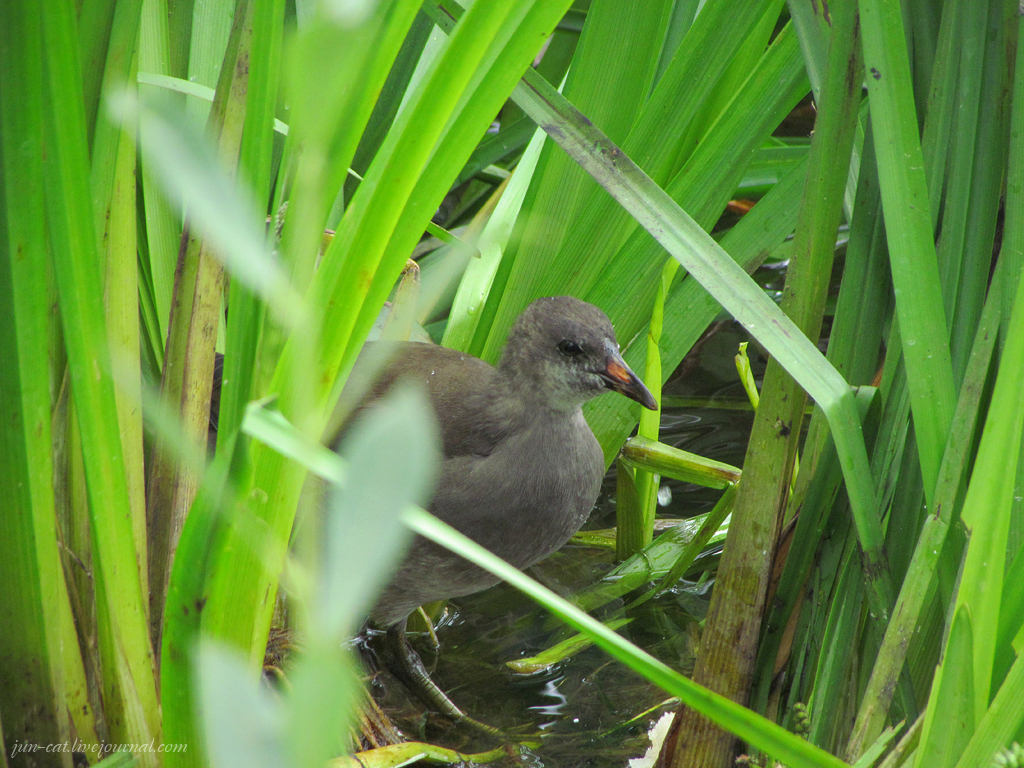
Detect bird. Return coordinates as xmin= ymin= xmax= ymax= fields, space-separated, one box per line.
xmin=345 ymin=295 xmax=657 ymax=726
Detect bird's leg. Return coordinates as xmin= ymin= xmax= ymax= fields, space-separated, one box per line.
xmin=383 ymin=622 xmax=462 ymax=718
xmin=383 ymin=621 xmax=502 ymax=738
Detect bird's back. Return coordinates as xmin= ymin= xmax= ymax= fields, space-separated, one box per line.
xmin=357 ymin=342 xmax=514 ymax=458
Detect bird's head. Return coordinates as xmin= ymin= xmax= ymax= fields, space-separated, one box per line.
xmin=498 ymin=296 xmax=658 ymax=413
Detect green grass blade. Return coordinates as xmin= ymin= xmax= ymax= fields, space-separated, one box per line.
xmin=212 ymin=0 xmax=285 ymax=453
xmin=787 ymin=0 xmax=831 ymax=98
xmin=0 ymin=0 xmax=69 ymax=751
xmin=940 ymin=2 xmax=1008 ymax=385
xmin=952 ymin=650 xmax=1024 ymax=768
xmin=40 ymin=0 xmax=160 ymax=753
xmin=1000 ymin=8 xmax=1024 ymax=337
xmin=915 ymin=607 xmax=976 ymax=768
xmin=443 ymin=126 xmax=546 ymax=350
xmin=614 ymin=459 xmax=644 ymax=560
xmin=820 ymin=119 xmax=890 ymax=387
xmin=631 ymin=259 xmax=673 ymax=552
xmin=346 ymin=9 xmax=435 ymax=205
xmin=89 ymin=0 xmax=143 ymax=247
xmin=859 ymin=0 xmax=956 ymax=498
xmin=161 ymin=445 xmax=239 ymax=768
xmin=77 ymin=0 xmax=117 ymax=141
xmin=139 ymin=0 xmax=183 ymax=348
xmin=93 ymin=3 xmax=150 ymax=606
xmin=185 ymin=0 xmax=233 ymax=125
xmin=807 ymin=542 xmax=864 ymax=750
xmin=619 ymin=435 xmax=741 ymax=488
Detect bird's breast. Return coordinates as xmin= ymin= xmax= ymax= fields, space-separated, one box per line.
xmin=433 ymin=412 xmax=604 ymax=570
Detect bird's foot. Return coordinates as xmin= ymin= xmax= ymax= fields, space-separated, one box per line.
xmin=383 ymin=623 xmax=504 ymax=739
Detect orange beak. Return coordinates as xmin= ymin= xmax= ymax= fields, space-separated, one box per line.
xmin=600 ymin=354 xmax=658 ymax=410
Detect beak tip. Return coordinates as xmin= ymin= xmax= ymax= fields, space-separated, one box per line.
xmin=604 ymin=357 xmax=658 ymax=411
xmin=631 ymin=385 xmax=657 ymax=411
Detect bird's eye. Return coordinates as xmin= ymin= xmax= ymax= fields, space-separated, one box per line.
xmin=558 ymin=339 xmax=583 ymax=356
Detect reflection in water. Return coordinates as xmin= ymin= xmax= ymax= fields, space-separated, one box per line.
xmin=529 ymin=676 xmax=569 ymax=725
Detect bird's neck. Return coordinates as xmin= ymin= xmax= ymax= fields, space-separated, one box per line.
xmin=493 ymin=364 xmax=586 ymax=417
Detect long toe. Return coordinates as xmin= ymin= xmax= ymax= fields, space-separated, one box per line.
xmin=382 ymin=622 xmax=503 ymax=738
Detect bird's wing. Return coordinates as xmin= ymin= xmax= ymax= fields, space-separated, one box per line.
xmin=340 ymin=342 xmax=517 ymax=459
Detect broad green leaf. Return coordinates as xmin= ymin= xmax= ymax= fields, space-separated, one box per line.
xmin=198 ymin=641 xmax=286 ymax=768
xmin=319 ymin=384 xmax=439 ymax=638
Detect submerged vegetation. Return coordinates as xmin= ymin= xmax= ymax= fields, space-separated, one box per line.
xmin=1 ymin=1 xmax=1023 ymax=768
